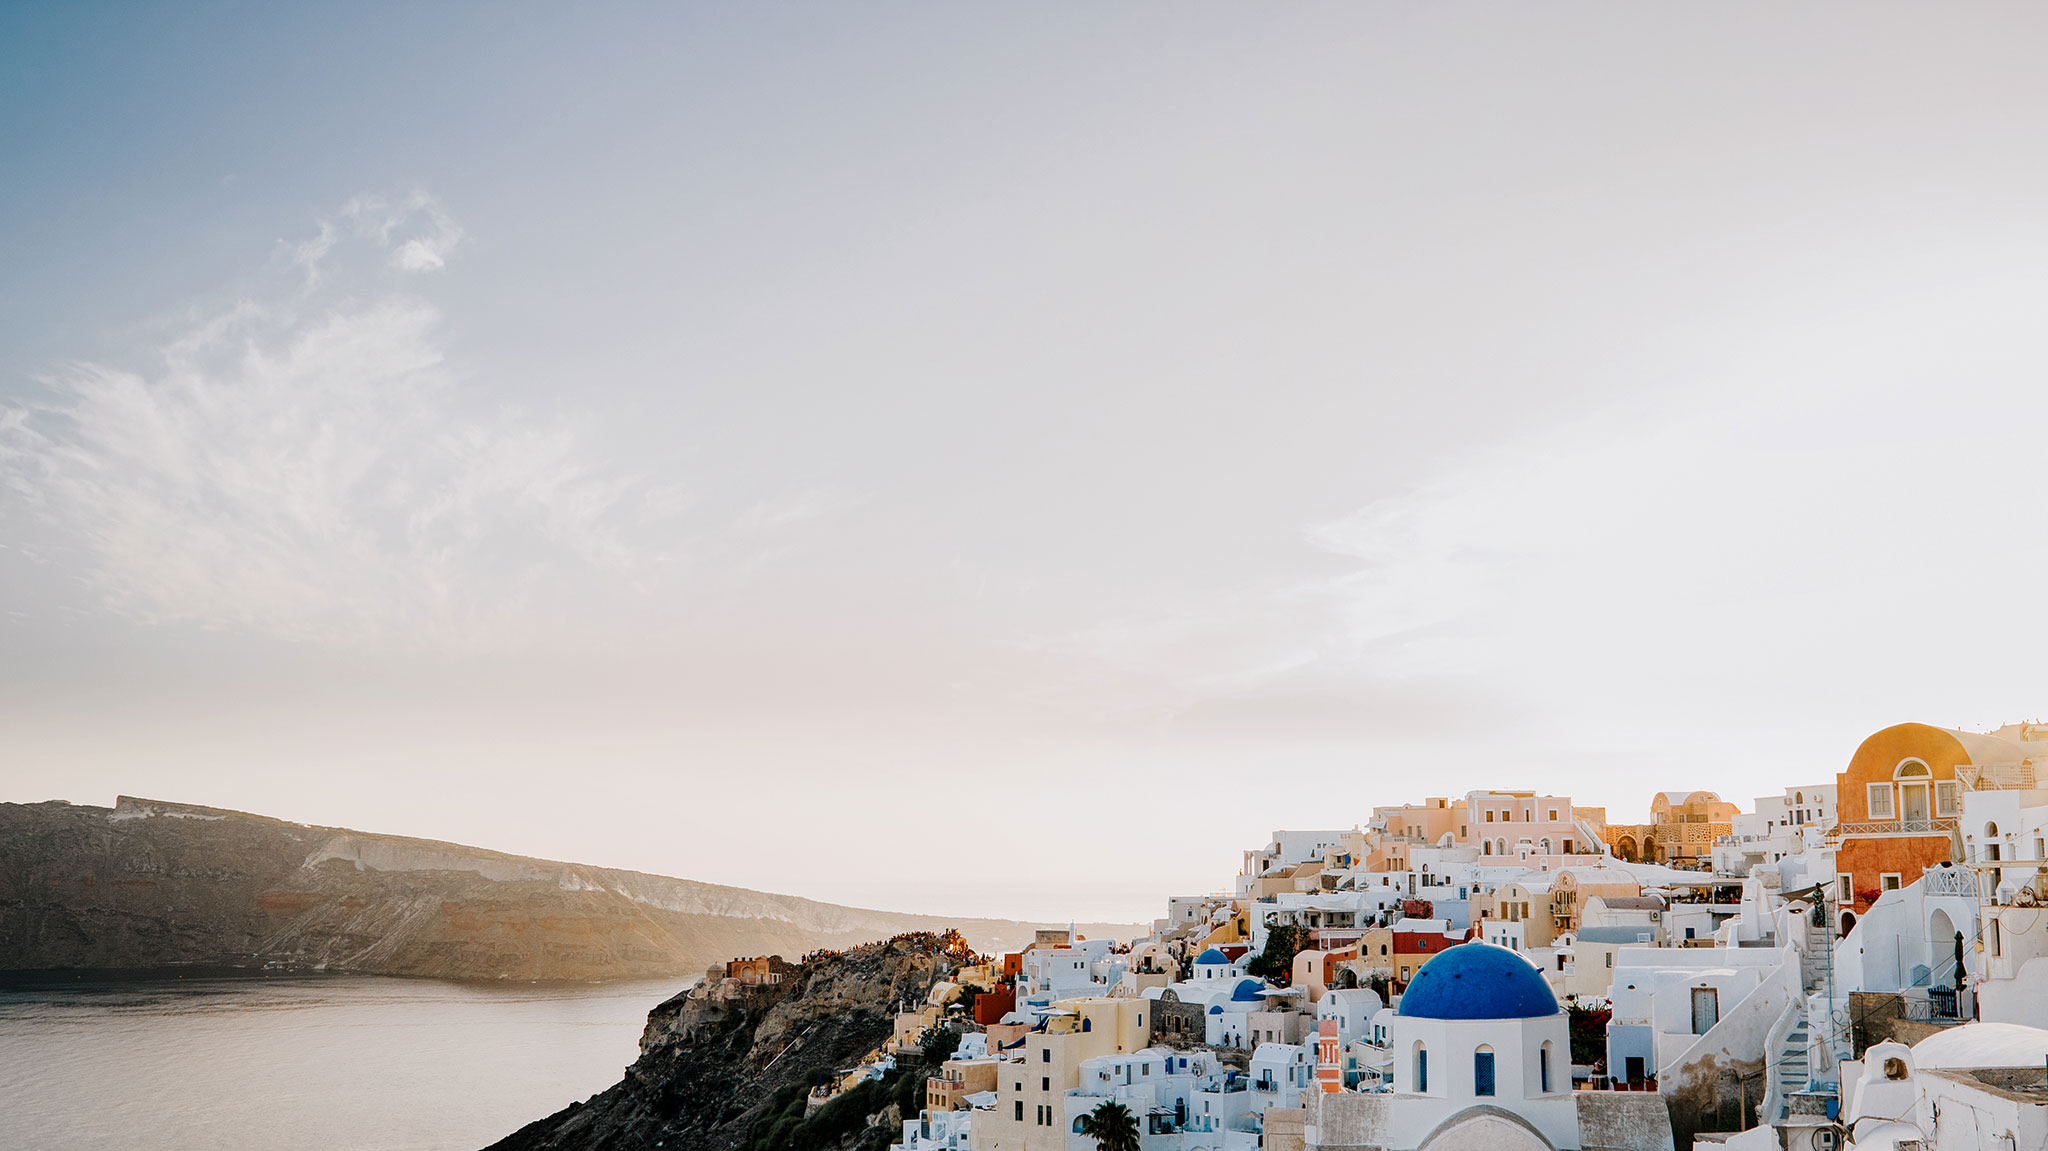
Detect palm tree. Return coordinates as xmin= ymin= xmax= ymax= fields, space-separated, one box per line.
xmin=1075 ymin=1098 xmax=1141 ymax=1151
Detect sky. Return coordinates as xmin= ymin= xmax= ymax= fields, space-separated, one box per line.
xmin=6 ymin=4 xmax=2048 ymax=923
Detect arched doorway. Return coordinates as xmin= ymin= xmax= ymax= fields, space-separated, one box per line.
xmin=1929 ymin=908 xmax=1961 ymax=980
xmin=1615 ymin=836 xmax=1638 ymax=862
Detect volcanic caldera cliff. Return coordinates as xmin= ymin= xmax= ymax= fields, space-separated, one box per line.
xmin=486 ymin=934 xmax=968 ymax=1151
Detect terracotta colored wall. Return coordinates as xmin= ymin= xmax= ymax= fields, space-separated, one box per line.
xmin=973 ymin=985 xmax=1017 ymax=1026
xmin=1838 ymin=836 xmax=1952 ymax=908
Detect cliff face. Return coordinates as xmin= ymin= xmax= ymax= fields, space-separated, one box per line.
xmin=0 ymin=797 xmax=1127 ymax=980
xmin=486 ymin=936 xmax=959 ymax=1151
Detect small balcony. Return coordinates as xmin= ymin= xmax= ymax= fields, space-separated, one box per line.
xmin=1832 ymin=818 xmax=1957 ymax=840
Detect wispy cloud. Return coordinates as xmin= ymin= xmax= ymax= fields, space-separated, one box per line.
xmin=1031 ymin=259 xmax=2048 ymax=760
xmin=1 ymin=196 xmax=664 ymax=650
xmin=289 ymin=190 xmax=462 ymax=288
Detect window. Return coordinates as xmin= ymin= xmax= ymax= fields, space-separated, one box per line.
xmin=1549 ymin=809 xmax=1559 ymax=821
xmin=1486 ymin=811 xmax=1495 ymax=823
xmin=1882 ymin=873 xmax=1902 ymax=891
xmin=1605 ymin=952 xmax=1613 ymax=968
xmin=1991 ymin=917 xmax=2002 ymax=957
xmin=1041 ymin=1049 xmax=1050 ymax=1063
xmin=1936 ymin=782 xmax=1962 ymax=817
xmin=1839 ymin=874 xmax=1854 ymax=902
xmin=1474 ymin=1047 xmax=1496 ymax=1096
xmin=1041 ymin=1076 xmax=1049 ymax=1091
xmin=1015 ymin=1101 xmax=1023 ymax=1121
xmin=1895 ymin=759 xmax=1930 ymax=779
xmin=1867 ymin=783 xmax=1896 ymax=820
xmin=1414 ymin=1044 xmax=1428 ymax=1092
xmin=1540 ymin=1042 xmax=1553 ymax=1093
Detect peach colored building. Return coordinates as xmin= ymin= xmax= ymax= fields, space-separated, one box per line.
xmin=926 ymin=1058 xmax=999 ymax=1111
xmin=1369 ymin=791 xmax=1601 ymax=870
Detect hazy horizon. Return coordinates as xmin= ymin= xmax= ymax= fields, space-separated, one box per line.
xmin=8 ymin=4 xmax=2048 ymax=923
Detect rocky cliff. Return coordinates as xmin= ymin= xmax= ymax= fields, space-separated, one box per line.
xmin=486 ymin=934 xmax=964 ymax=1151
xmin=0 ymin=797 xmax=1132 ymax=980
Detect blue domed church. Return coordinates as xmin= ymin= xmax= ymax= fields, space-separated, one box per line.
xmin=1301 ymin=942 xmax=1673 ymax=1151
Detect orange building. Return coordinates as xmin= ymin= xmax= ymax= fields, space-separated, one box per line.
xmin=1831 ymin=723 xmax=1981 ymax=914
xmin=972 ymin=984 xmax=1016 ymax=1026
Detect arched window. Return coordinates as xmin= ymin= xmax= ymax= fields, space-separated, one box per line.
xmin=1483 ymin=841 xmax=1492 ymax=856
xmin=1796 ymin=791 xmax=1804 ymax=804
xmin=1895 ymin=759 xmax=1931 ymax=779
xmin=1496 ymin=838 xmax=1508 ymax=856
xmin=1073 ymin=1117 xmax=1086 ymax=1133
xmin=1540 ymin=1040 xmax=1553 ymax=1093
xmin=1474 ymin=1045 xmax=1496 ymax=1097
xmin=1081 ymin=1017 xmax=1091 ymax=1032
xmin=1413 ymin=1042 xmax=1428 ymax=1092
xmin=1986 ymin=821 xmax=2000 ymax=838
xmin=1540 ymin=837 xmax=1552 ymax=854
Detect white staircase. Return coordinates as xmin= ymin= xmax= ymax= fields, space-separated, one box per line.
xmin=1762 ymin=903 xmax=1837 ymax=1123
xmin=1773 ymin=1004 xmax=1812 ymax=1103
xmin=1799 ymin=906 xmax=1837 ymax=993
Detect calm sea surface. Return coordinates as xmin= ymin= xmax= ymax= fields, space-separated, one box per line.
xmin=0 ymin=972 xmax=679 ymax=1151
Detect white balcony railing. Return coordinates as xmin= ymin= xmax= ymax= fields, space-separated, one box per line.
xmin=1835 ymin=818 xmax=1957 ymax=837
xmin=1922 ymin=866 xmax=1978 ymax=897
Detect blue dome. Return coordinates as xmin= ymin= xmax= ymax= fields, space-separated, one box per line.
xmin=1195 ymin=947 xmax=1228 ymax=965
xmin=1231 ymin=978 xmax=1268 ymax=1002
xmin=1397 ymin=942 xmax=1558 ymax=1020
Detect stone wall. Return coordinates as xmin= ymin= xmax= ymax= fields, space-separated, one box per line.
xmin=1148 ymin=989 xmax=1206 ymax=1047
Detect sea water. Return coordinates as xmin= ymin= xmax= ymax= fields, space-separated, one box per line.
xmin=0 ymin=971 xmax=676 ymax=1151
